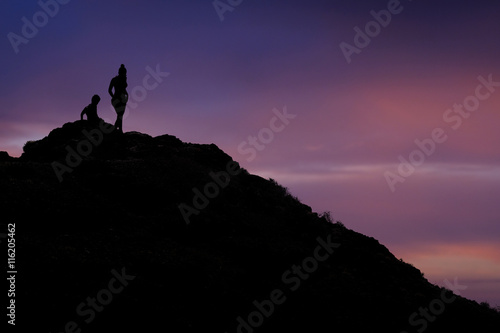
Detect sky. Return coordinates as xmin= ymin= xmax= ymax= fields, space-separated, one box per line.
xmin=1 ymin=0 xmax=499 ymax=308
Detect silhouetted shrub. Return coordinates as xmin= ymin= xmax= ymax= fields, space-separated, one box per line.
xmin=269 ymin=177 xmax=299 ymax=202
xmin=320 ymin=211 xmax=333 ymax=223
xmin=335 ymin=220 xmax=346 ymax=228
xmin=23 ymin=140 xmax=36 ymax=153
xmin=320 ymin=211 xmax=346 ymax=229
xmin=480 ymin=301 xmax=492 ymax=309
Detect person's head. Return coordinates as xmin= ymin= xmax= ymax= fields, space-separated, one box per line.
xmin=118 ymin=64 xmax=127 ymax=76
xmin=91 ymin=94 xmax=101 ymax=105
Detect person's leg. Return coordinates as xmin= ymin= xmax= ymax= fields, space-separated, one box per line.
xmin=112 ymin=98 xmax=125 ymax=133
xmin=115 ymin=111 xmax=124 ymax=133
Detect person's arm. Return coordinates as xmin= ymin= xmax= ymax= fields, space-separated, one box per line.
xmin=108 ymin=79 xmax=114 ymax=98
xmin=80 ymin=107 xmax=86 ymax=121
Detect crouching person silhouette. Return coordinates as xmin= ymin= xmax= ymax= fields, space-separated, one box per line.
xmin=80 ymin=94 xmax=101 ymax=125
xmin=108 ymin=64 xmax=129 ymax=134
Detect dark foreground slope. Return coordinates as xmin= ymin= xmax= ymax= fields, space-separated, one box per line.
xmin=1 ymin=121 xmax=499 ymax=332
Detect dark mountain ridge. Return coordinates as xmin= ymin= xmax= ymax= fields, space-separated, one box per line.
xmin=1 ymin=120 xmax=499 ymax=332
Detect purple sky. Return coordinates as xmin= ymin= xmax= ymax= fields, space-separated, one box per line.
xmin=1 ymin=0 xmax=500 ymax=307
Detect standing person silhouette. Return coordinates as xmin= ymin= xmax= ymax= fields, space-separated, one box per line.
xmin=108 ymin=64 xmax=129 ymax=133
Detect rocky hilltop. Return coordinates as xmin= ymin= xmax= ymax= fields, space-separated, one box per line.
xmin=0 ymin=120 xmax=499 ymax=332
